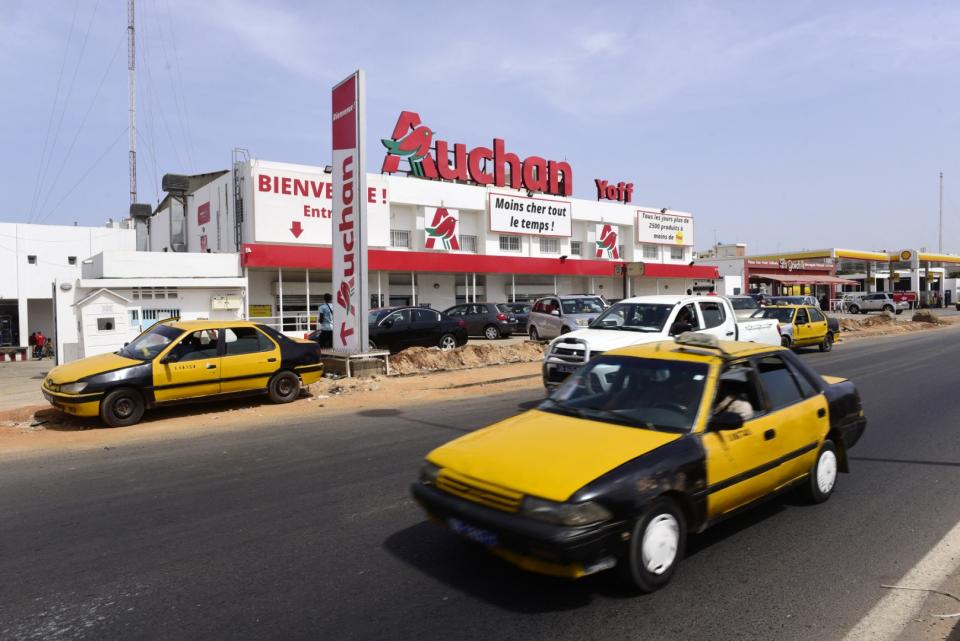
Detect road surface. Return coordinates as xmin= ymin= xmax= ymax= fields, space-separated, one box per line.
xmin=2 ymin=328 xmax=960 ymax=640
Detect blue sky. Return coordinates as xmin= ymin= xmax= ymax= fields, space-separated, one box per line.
xmin=2 ymin=0 xmax=959 ymax=253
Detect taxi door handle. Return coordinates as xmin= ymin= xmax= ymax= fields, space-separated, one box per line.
xmin=817 ymin=408 xmax=826 ymax=418
xmin=764 ymin=428 xmax=776 ymax=441
xmin=267 ymin=357 xmax=277 ymax=363
xmin=205 ymin=363 xmax=217 ymax=370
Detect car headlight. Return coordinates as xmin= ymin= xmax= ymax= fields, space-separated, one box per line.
xmin=575 ymin=318 xmax=589 ymax=326
xmin=419 ymin=462 xmax=441 ymax=485
xmin=60 ymin=382 xmax=88 ymax=394
xmin=521 ymin=496 xmax=612 ymax=527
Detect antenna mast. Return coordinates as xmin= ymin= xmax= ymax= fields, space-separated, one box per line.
xmin=127 ymin=0 xmax=137 ymax=205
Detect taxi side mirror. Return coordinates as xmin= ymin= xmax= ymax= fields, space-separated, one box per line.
xmin=159 ymin=354 xmax=175 ymax=365
xmin=709 ymin=411 xmax=744 ymax=431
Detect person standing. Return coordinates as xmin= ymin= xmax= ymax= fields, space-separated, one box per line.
xmin=317 ymin=293 xmax=334 ymax=348
xmin=34 ymin=331 xmax=45 ymax=360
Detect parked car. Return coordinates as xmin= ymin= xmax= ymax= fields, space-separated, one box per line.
xmin=844 ymin=292 xmax=908 ymax=315
xmin=363 ymin=307 xmax=467 ymax=353
xmin=412 ymin=332 xmax=867 ymax=591
xmin=726 ymin=295 xmax=760 ymax=319
xmin=442 ymin=303 xmax=518 ymax=339
xmin=498 ymin=302 xmax=532 ymax=332
xmin=527 ymin=295 xmax=607 ymax=341
xmin=767 ymin=295 xmax=821 ymax=308
xmin=42 ymin=320 xmax=324 ymax=427
xmin=751 ymin=304 xmax=840 ymax=351
xmin=541 ymin=295 xmax=781 ymax=389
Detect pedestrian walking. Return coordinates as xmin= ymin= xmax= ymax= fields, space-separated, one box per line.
xmin=317 ymin=293 xmax=334 ymax=348
xmin=34 ymin=331 xmax=45 ymax=360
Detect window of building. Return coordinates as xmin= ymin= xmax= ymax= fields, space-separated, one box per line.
xmin=27 ymin=255 xmax=37 ymax=265
xmin=142 ymin=308 xmax=181 ymax=321
xmin=670 ymin=246 xmax=685 ymax=260
xmin=67 ymin=256 xmax=77 ymax=265
xmin=459 ymin=235 xmax=477 ymax=253
xmin=499 ymin=235 xmax=521 ymax=252
xmin=570 ymin=241 xmax=582 ymax=256
xmin=540 ymin=237 xmax=560 ymax=254
xmin=96 ymin=318 xmax=115 ymax=331
xmin=618 ymin=244 xmax=626 ymax=258
xmin=390 ymin=229 xmax=410 ymax=248
xmin=643 ymin=244 xmax=658 ymax=259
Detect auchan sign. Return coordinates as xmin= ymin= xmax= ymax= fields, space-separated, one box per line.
xmin=381 ymin=111 xmax=573 ymax=197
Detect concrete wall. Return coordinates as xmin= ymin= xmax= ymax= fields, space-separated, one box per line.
xmin=83 ymin=250 xmax=241 ymax=279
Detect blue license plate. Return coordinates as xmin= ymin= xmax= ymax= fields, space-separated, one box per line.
xmin=555 ymin=363 xmax=579 ymax=374
xmin=448 ymin=517 xmax=498 ymax=547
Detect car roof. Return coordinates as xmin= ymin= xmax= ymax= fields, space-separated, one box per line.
xmin=606 ymin=339 xmax=784 ymax=364
xmin=167 ymin=320 xmax=264 ymax=331
xmin=764 ymin=304 xmax=805 ymax=309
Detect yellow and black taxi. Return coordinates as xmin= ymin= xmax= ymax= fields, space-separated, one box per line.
xmin=42 ymin=319 xmax=324 ymax=427
xmin=411 ymin=333 xmax=866 ymax=592
xmin=751 ymin=304 xmax=841 ymax=351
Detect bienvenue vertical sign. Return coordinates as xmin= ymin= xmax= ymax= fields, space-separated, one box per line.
xmin=331 ymin=70 xmax=369 ymax=352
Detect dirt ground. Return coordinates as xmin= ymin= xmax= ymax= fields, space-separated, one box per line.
xmin=839 ymin=311 xmax=953 ymax=339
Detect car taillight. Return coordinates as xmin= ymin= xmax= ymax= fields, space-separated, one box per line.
xmin=496 ymin=313 xmax=507 ymax=321
xmin=457 ymin=319 xmax=466 ymax=328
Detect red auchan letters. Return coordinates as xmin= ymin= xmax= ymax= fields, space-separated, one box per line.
xmin=381 ymin=111 xmax=573 ymax=197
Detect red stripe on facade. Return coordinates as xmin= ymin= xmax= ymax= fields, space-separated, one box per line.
xmin=241 ymin=243 xmax=718 ymax=279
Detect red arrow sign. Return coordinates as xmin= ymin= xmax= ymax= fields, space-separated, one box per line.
xmin=290 ymin=221 xmax=304 ymax=238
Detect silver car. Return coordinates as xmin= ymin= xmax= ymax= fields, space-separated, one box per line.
xmin=527 ymin=295 xmax=607 ymax=340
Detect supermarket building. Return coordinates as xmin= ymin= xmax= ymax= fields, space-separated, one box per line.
xmin=144 ymin=154 xmax=717 ymax=332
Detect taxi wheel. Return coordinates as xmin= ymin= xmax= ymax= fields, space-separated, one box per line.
xmin=617 ymin=498 xmax=686 ymax=593
xmin=781 ymin=336 xmax=792 ymax=348
xmin=484 ymin=325 xmax=501 ymax=340
xmin=100 ymin=388 xmax=145 ymax=428
xmin=802 ymin=439 xmax=838 ymax=504
xmin=268 ymin=371 xmax=301 ymax=404
xmin=819 ymin=333 xmax=833 ymax=352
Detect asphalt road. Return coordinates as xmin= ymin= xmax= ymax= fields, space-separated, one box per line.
xmin=3 ymin=329 xmax=960 ymax=641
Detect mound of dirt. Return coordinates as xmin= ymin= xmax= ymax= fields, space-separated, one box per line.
xmin=839 ymin=314 xmax=897 ymax=332
xmin=911 ymin=310 xmax=943 ymax=324
xmin=389 ymin=342 xmax=546 ymax=375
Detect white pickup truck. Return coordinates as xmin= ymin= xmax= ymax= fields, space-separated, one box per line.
xmin=542 ymin=295 xmax=782 ymax=389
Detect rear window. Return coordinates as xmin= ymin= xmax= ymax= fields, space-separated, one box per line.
xmin=561 ymin=297 xmax=605 ymax=314
xmin=729 ymin=297 xmax=758 ymax=310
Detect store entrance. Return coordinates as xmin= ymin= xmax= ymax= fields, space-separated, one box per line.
xmin=0 ymin=301 xmax=19 ymax=346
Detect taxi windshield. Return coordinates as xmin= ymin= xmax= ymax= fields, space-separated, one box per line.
xmin=541 ymin=356 xmax=708 ymax=432
xmin=752 ymin=308 xmax=795 ymax=323
xmin=589 ymin=302 xmax=673 ymax=332
xmin=118 ymin=324 xmax=184 ymax=361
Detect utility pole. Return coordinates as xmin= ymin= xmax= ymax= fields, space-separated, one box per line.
xmin=939 ymin=171 xmax=944 ymax=254
xmin=128 ymin=0 xmax=137 ymax=205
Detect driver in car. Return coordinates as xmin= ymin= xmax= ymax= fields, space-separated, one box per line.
xmin=670 ymin=306 xmax=696 ymax=335
xmin=713 ymin=369 xmax=755 ymax=422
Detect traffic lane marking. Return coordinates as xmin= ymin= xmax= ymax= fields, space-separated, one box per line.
xmin=841 ymin=517 xmax=960 ymax=641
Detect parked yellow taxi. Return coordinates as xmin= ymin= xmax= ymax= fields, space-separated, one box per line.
xmin=412 ymin=333 xmax=866 ymax=592
xmin=752 ymin=304 xmax=841 ymax=351
xmin=42 ymin=320 xmax=324 ymax=427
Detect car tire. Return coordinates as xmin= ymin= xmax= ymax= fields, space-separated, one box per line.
xmin=438 ymin=334 xmax=458 ymax=351
xmin=99 ymin=387 xmax=145 ymax=428
xmin=882 ymin=304 xmax=894 ymax=313
xmin=848 ymin=304 xmax=860 ymax=314
xmin=268 ymin=371 xmax=301 ymax=404
xmin=781 ymin=336 xmax=792 ymax=348
xmin=483 ymin=324 xmax=501 ymax=340
xmin=616 ymin=497 xmax=686 ymax=593
xmin=801 ymin=439 xmax=838 ymax=504
xmin=895 ymin=309 xmax=903 ymax=315
xmin=819 ymin=333 xmax=833 ymax=352
xmin=529 ymin=326 xmax=540 ymax=341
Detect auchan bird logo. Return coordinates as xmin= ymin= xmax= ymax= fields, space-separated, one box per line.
xmin=596 ymin=224 xmax=620 ymax=259
xmin=381 ymin=123 xmax=434 ymax=178
xmin=425 ymin=207 xmax=460 ymax=251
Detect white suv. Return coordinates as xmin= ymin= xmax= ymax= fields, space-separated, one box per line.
xmin=846 ymin=293 xmax=907 ymax=315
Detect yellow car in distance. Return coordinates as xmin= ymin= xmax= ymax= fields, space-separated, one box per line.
xmin=752 ymin=304 xmax=840 ymax=351
xmin=412 ymin=333 xmax=866 ymax=592
xmin=42 ymin=320 xmax=324 ymax=427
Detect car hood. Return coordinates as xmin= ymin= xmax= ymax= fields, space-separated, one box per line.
xmin=47 ymin=352 xmax=143 ymax=385
xmin=426 ymin=409 xmax=680 ymax=502
xmin=549 ymin=328 xmax=667 ymax=352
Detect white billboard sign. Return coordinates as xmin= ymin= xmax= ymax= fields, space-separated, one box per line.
xmin=488 ymin=192 xmax=571 ymax=237
xmin=636 ymin=210 xmax=693 ymax=246
xmin=251 ymin=167 xmax=389 ymax=246
xmin=331 ymin=70 xmax=368 ymax=353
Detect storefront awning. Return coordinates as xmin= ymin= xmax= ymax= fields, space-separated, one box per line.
xmin=750 ymin=272 xmax=858 ymax=286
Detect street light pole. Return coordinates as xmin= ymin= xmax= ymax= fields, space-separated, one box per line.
xmin=939 ymin=171 xmax=944 ymax=254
